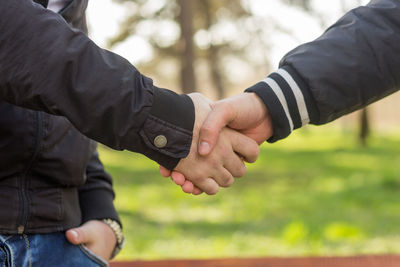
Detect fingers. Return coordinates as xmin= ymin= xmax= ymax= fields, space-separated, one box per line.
xmin=212 ymin=167 xmax=235 ymax=188
xmin=65 ymin=229 xmax=81 ymax=245
xmin=65 ymin=222 xmax=93 ymax=245
xmin=171 ymin=172 xmax=201 ymax=195
xmin=228 ymin=130 xmax=260 ymax=163
xmin=198 ymin=102 xmax=235 ymax=156
xmin=171 ymin=171 xmax=186 ymax=186
xmin=194 ymin=177 xmax=220 ymax=195
xmin=192 ymin=186 xmax=203 ymax=195
xmin=181 ymin=180 xmax=194 ymax=193
xmin=223 ymin=152 xmax=247 ymax=178
xmin=177 ymin=177 xmax=203 ymax=195
xmin=159 ymin=166 xmax=172 ymax=177
xmin=172 ymin=172 xmax=203 ymax=195
xmin=172 ymin=167 xmax=234 ymax=194
xmin=165 ymin=166 xmax=231 ymax=194
xmin=67 ymin=220 xmax=116 ymax=261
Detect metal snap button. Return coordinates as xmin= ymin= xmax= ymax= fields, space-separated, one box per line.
xmin=154 ymin=135 xmax=167 ymax=148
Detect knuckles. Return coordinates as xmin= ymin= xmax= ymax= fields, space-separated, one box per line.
xmin=200 ymin=124 xmax=217 ymax=138
xmin=221 ymin=177 xmax=234 ymax=188
xmin=248 ymin=144 xmax=260 ymax=163
xmin=205 ymin=186 xmax=219 ymax=195
xmin=236 ymin=166 xmax=247 ymax=178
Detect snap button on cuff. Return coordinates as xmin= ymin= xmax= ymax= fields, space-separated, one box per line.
xmin=154 ymin=135 xmax=168 ymax=148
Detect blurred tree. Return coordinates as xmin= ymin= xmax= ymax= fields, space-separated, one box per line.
xmin=178 ymin=0 xmax=196 ymax=93
xmin=197 ymin=0 xmax=255 ymax=98
xmin=108 ymin=0 xmax=197 ymax=93
xmin=359 ymin=108 xmax=370 ymax=147
xmin=286 ymin=0 xmax=312 ymax=11
xmin=199 ymin=0 xmax=229 ymax=98
xmin=340 ymin=0 xmax=371 ymax=146
xmin=108 ymin=0 xmax=270 ymax=97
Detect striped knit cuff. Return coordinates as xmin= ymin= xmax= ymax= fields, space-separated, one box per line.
xmin=245 ymin=66 xmax=318 ymax=143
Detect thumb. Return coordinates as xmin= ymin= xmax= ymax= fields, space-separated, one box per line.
xmin=66 ymin=223 xmax=92 ymax=245
xmin=198 ymin=102 xmax=235 ymax=156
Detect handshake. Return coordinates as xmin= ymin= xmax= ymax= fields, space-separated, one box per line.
xmin=159 ymin=92 xmax=273 ymax=195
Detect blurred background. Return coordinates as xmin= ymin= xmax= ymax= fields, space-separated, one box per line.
xmin=87 ymin=0 xmax=400 ymax=260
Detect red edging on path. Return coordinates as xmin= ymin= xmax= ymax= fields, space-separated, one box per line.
xmin=111 ymin=255 xmax=400 ymax=267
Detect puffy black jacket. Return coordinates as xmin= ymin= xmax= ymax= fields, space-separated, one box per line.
xmin=247 ymin=0 xmax=400 ymax=141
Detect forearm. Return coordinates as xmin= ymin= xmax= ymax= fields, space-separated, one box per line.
xmin=0 ymin=0 xmax=194 ymax=169
xmin=246 ymin=0 xmax=400 ymax=142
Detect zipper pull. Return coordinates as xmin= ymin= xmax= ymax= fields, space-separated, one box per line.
xmin=17 ymin=225 xmax=24 ymax=234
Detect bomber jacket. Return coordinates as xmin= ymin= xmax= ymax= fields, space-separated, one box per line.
xmin=0 ymin=0 xmax=197 ymax=234
xmin=247 ymin=0 xmax=400 ymax=141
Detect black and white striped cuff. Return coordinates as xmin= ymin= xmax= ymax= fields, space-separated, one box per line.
xmin=245 ymin=66 xmax=318 ymax=142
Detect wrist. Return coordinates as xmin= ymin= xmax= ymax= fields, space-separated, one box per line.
xmin=102 ymin=219 xmax=125 ymax=259
xmin=247 ymin=92 xmax=269 ymax=121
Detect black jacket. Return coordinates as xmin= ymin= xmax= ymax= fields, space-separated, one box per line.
xmin=0 ymin=0 xmax=195 ymax=234
xmin=0 ymin=0 xmax=120 ymax=234
xmin=0 ymin=0 xmax=195 ymax=170
xmin=247 ymin=0 xmax=400 ymax=141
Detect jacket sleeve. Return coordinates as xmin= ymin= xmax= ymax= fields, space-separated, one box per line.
xmin=0 ymin=0 xmax=194 ymax=170
xmin=79 ymin=147 xmax=121 ymax=227
xmin=246 ymin=0 xmax=400 ymax=142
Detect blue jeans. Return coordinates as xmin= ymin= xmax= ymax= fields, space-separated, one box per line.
xmin=0 ymin=232 xmax=108 ymax=267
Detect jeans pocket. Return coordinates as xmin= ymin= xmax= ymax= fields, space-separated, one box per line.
xmin=78 ymin=244 xmax=109 ymax=267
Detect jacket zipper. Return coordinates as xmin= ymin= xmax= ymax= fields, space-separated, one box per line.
xmin=18 ymin=111 xmax=43 ymax=234
xmin=17 ymin=0 xmax=77 ymax=234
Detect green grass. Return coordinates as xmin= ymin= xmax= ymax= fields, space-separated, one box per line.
xmin=98 ymin=127 xmax=400 ymax=260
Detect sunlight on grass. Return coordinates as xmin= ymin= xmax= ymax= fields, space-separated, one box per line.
xmin=99 ymin=147 xmax=158 ymax=171
xmin=98 ymin=127 xmax=400 ymax=260
xmin=282 ymin=221 xmax=309 ymax=244
xmin=323 ymin=222 xmax=364 ymax=242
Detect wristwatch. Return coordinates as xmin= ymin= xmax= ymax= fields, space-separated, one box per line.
xmin=102 ymin=218 xmax=125 ymax=259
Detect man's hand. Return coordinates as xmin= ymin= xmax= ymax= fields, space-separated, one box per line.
xmin=160 ymin=93 xmax=272 ymax=194
xmin=198 ymin=93 xmax=273 ymax=155
xmin=66 ymin=220 xmax=117 ymax=261
xmin=166 ymin=93 xmax=259 ymax=195
xmin=160 ymin=166 xmax=204 ymax=195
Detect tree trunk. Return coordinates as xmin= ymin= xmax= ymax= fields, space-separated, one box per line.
xmin=203 ymin=0 xmax=226 ymax=99
xmin=209 ymin=46 xmax=225 ymax=99
xmin=178 ymin=0 xmax=196 ymax=93
xmin=359 ymin=108 xmax=370 ymax=147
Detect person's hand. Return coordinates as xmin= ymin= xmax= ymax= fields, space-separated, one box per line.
xmin=66 ymin=220 xmax=117 ymax=261
xmin=165 ymin=93 xmax=260 ymax=195
xmin=160 ymin=93 xmax=272 ymax=194
xmin=160 ymin=165 xmax=204 ymax=195
xmin=198 ymin=92 xmax=273 ymax=154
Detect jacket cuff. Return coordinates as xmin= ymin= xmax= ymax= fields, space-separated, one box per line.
xmin=139 ymin=87 xmax=195 ymax=170
xmin=79 ymin=188 xmax=122 ymax=228
xmin=245 ymin=66 xmax=318 ymax=142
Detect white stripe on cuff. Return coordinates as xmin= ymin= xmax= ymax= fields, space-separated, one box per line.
xmin=276 ymin=68 xmax=310 ymax=126
xmin=262 ymin=77 xmax=294 ymax=132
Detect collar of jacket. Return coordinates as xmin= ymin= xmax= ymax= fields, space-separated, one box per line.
xmin=58 ymin=0 xmax=89 ymax=34
xmin=59 ymin=0 xmax=88 ymax=18
xmin=34 ymin=0 xmax=48 ymax=8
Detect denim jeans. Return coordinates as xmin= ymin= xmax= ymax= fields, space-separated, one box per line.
xmin=0 ymin=232 xmax=108 ymax=267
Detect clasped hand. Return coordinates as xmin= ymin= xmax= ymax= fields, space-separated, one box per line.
xmin=160 ymin=92 xmax=273 ymax=195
